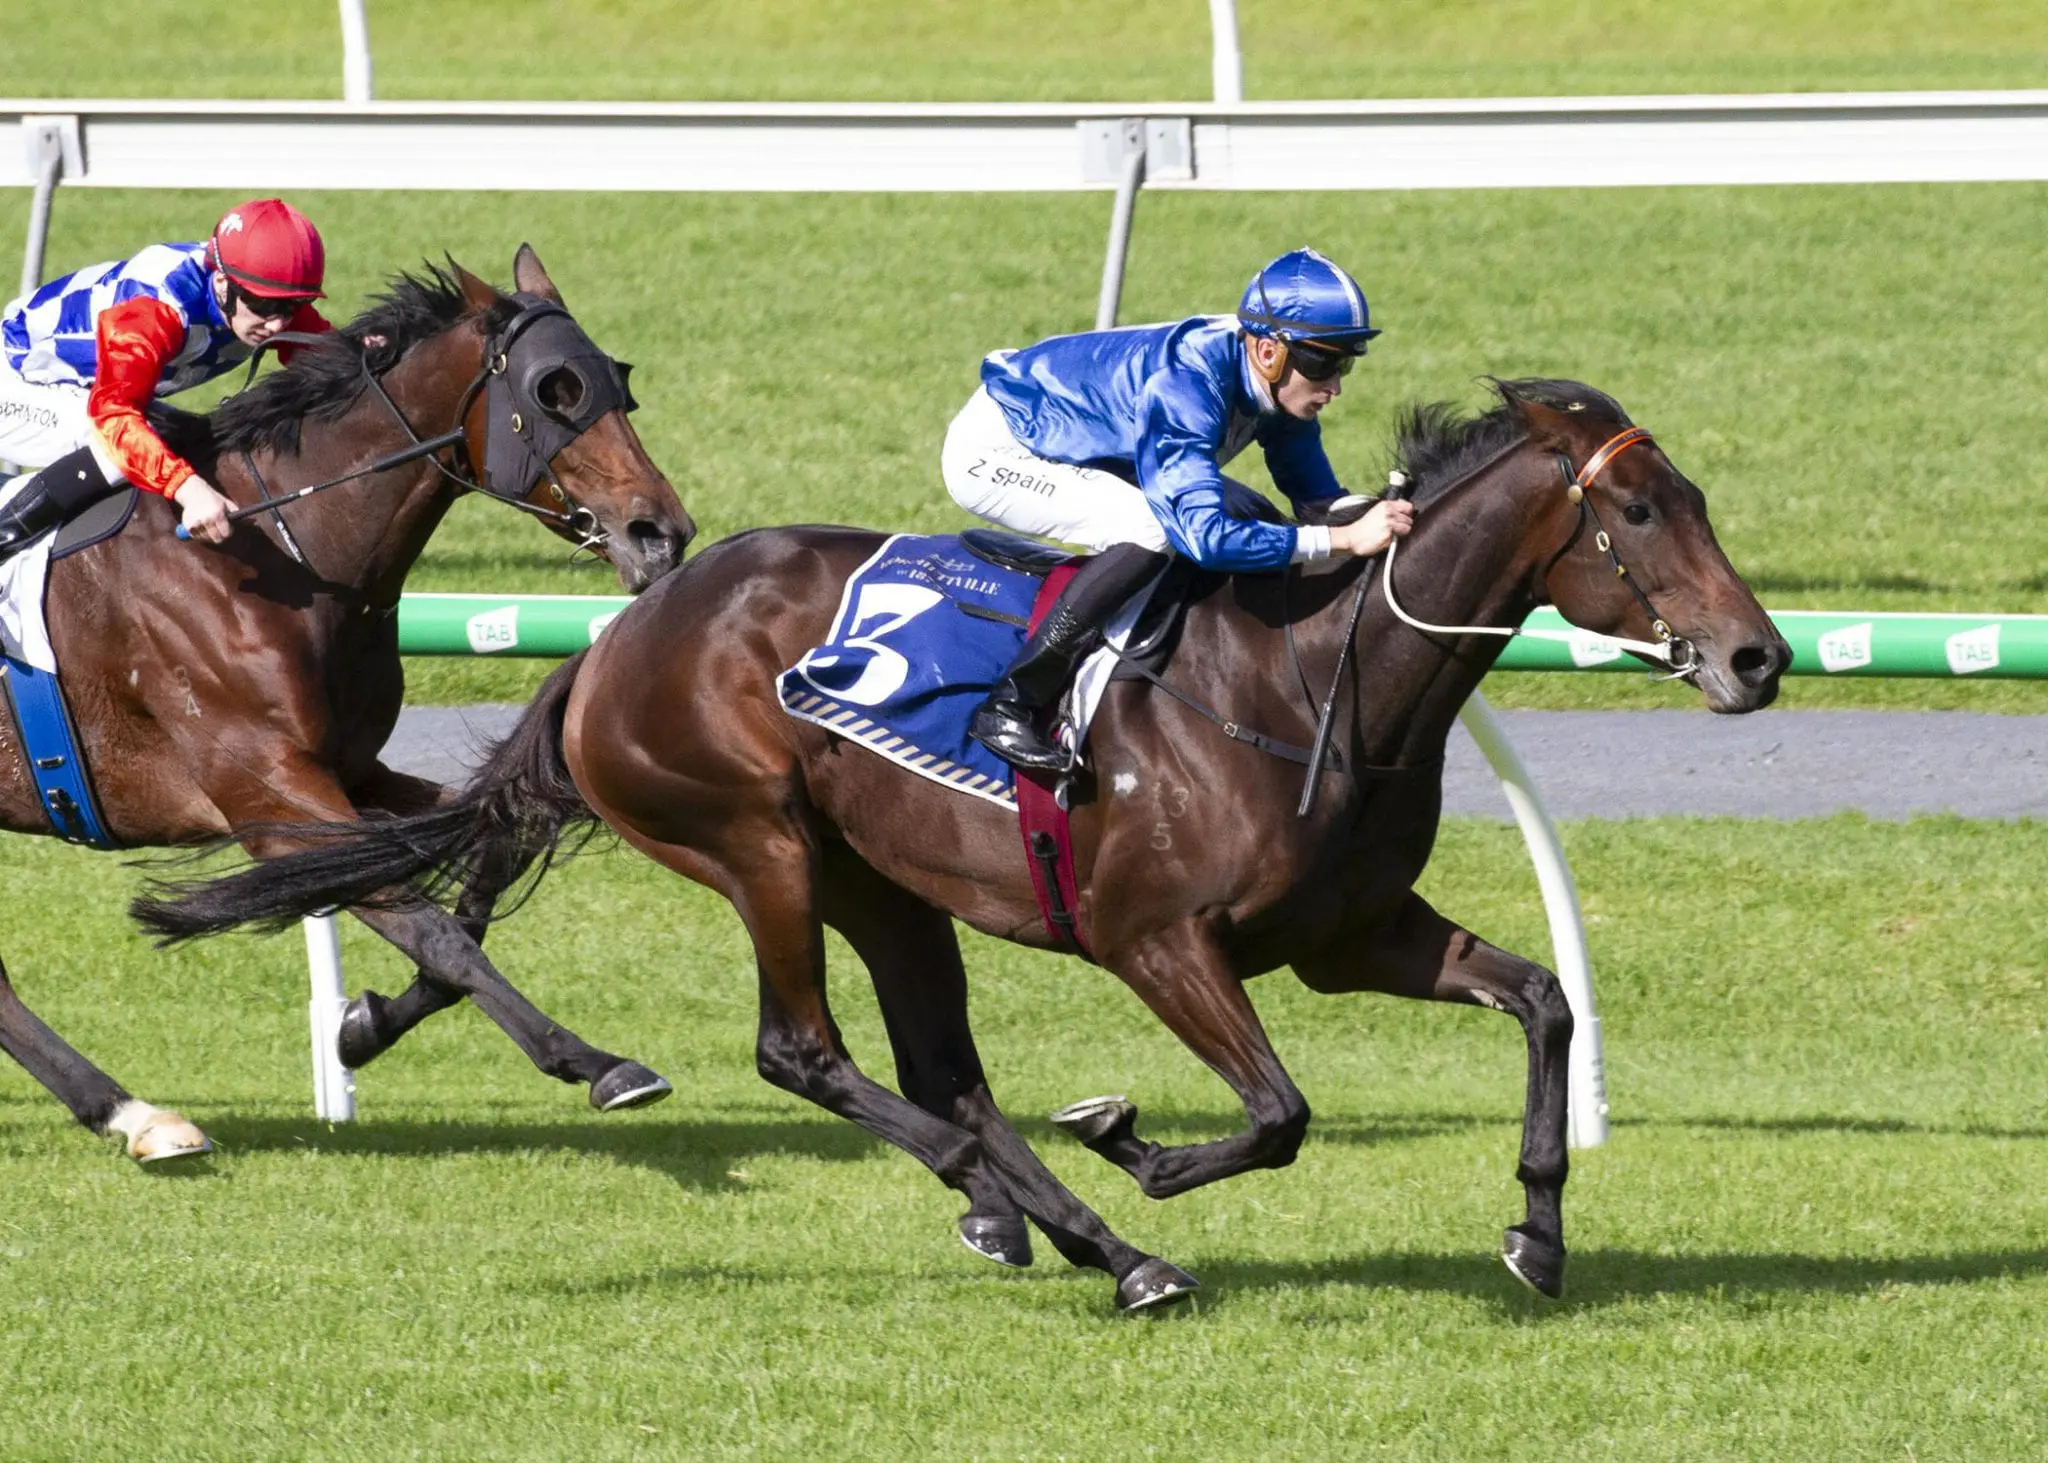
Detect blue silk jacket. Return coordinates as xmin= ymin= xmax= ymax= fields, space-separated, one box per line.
xmin=980 ymin=315 xmax=1343 ymax=572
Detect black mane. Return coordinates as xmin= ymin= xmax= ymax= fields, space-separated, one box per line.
xmin=150 ymin=263 xmax=516 ymax=465
xmin=1394 ymin=377 xmax=1630 ymax=504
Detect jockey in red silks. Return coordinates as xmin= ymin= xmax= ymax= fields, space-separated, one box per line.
xmin=0 ymin=198 xmax=332 ymax=552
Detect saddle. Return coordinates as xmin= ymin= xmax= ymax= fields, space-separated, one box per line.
xmin=958 ymin=528 xmax=1210 ymax=675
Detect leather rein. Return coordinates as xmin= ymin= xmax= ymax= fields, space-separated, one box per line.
xmin=1380 ymin=423 xmax=1701 ymax=681
xmin=219 ymin=300 xmax=618 ymax=566
xmin=1109 ymin=423 xmax=1699 ymax=819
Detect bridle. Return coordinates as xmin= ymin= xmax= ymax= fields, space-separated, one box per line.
xmin=226 ymin=293 xmax=635 ymax=563
xmin=1379 ymin=423 xmax=1702 ymax=682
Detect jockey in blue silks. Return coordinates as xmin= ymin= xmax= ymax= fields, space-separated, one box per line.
xmin=944 ymin=246 xmax=1415 ymax=771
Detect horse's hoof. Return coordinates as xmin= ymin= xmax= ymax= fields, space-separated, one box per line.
xmin=129 ymin=1111 xmax=212 ymax=1164
xmin=590 ymin=1061 xmax=673 ymax=1112
xmin=336 ymin=991 xmax=390 ymax=1070
xmin=1115 ymin=1257 xmax=1199 ymax=1313
xmin=958 ymin=1213 xmax=1034 ymax=1269
xmin=1501 ymin=1225 xmax=1566 ymax=1300
xmin=1049 ymin=1095 xmax=1136 ymax=1146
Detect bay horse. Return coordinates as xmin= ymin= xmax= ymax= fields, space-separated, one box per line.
xmin=139 ymin=379 xmax=1788 ymax=1308
xmin=1 ymin=247 xmax=694 ymax=1163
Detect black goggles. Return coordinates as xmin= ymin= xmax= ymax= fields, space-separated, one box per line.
xmin=232 ymin=287 xmax=304 ymax=322
xmin=1286 ymin=341 xmax=1362 ymax=381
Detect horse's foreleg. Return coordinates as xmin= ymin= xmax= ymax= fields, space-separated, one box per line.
xmin=823 ymin=857 xmax=1193 ymax=1304
xmin=331 ymin=763 xmax=518 ymax=1069
xmin=1294 ymin=891 xmax=1573 ymax=1299
xmin=333 ymin=900 xmax=667 ymax=1110
xmin=1055 ymin=918 xmax=1312 ymax=1201
xmin=0 ymin=953 xmax=210 ymax=1161
xmin=222 ymin=764 xmax=667 ymax=1113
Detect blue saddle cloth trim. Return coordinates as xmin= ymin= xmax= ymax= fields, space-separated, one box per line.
xmin=777 ymin=533 xmax=1042 ymax=808
xmin=2 ymin=654 xmax=118 ymax=848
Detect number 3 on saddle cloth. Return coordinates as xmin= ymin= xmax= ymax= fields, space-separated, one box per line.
xmin=776 ymin=531 xmax=1166 ymax=958
xmin=0 ymin=472 xmax=138 ymax=848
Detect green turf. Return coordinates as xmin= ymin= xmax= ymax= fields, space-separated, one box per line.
xmin=1 ymin=816 xmax=2043 ymax=1459
xmin=6 ymin=180 xmax=2045 ymax=709
xmin=8 ymin=0 xmax=2047 ymax=100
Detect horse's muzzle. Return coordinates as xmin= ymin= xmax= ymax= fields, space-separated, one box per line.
xmin=1699 ymin=633 xmax=1792 ymax=713
xmin=615 ymin=512 xmax=693 ymax=592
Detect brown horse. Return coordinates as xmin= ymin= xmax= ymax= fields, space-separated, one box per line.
xmin=140 ymin=379 xmax=1788 ymax=1308
xmin=2 ymin=247 xmax=694 ymax=1163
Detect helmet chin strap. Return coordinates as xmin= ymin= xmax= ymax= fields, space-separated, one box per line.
xmin=1247 ymin=332 xmax=1289 ymax=384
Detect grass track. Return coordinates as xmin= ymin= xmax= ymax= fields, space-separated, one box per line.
xmin=8 ymin=0 xmax=2047 ymax=101
xmin=2 ymin=818 xmax=2044 ymax=1458
xmin=4 ymin=181 xmax=2044 ymax=709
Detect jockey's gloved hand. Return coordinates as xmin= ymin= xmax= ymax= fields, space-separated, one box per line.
xmin=173 ymin=477 xmax=234 ymax=544
xmin=1329 ymin=498 xmax=1414 ymax=558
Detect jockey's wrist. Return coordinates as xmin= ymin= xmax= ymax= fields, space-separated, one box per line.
xmin=1290 ymin=525 xmax=1332 ymax=563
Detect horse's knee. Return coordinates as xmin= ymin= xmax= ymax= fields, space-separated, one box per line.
xmin=1521 ymin=966 xmax=1575 ymax=1049
xmin=755 ymin=1020 xmax=837 ymax=1100
xmin=1252 ymin=1094 xmax=1312 ymax=1170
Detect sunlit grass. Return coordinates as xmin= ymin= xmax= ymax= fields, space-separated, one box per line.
xmin=6 ymin=181 xmax=2043 ymax=709
xmin=1 ymin=817 xmax=2043 ymax=1458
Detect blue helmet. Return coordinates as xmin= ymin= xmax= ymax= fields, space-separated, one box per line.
xmin=1237 ymin=247 xmax=1380 ymax=350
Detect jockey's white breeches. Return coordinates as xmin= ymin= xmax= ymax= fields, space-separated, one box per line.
xmin=0 ymin=368 xmax=91 ymax=474
xmin=942 ymin=386 xmax=1169 ymax=553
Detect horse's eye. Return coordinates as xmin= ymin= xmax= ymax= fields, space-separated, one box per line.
xmin=537 ymin=365 xmax=587 ymax=417
xmin=1623 ymin=501 xmax=1652 ymax=526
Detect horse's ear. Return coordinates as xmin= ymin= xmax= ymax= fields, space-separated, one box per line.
xmin=512 ymin=243 xmax=564 ymax=305
xmin=452 ymin=263 xmax=503 ymax=315
xmin=1507 ymin=395 xmax=1583 ymax=451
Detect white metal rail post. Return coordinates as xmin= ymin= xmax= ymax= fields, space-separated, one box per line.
xmin=1094 ymin=120 xmax=1147 ymax=329
xmin=303 ymin=913 xmax=356 ymax=1122
xmin=16 ymin=116 xmax=80 ymax=299
xmin=337 ymin=0 xmax=375 ymax=105
xmin=1208 ymin=0 xmax=1244 ymax=105
xmin=1458 ymin=692 xmax=1608 ymax=1148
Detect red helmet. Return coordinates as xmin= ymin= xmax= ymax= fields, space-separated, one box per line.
xmin=209 ymin=198 xmax=325 ymax=300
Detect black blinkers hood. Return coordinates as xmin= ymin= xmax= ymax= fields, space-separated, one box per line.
xmin=479 ymin=292 xmax=637 ymax=502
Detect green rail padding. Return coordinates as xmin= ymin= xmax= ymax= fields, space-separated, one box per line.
xmin=398 ymin=593 xmax=631 ymax=657
xmin=395 ymin=594 xmax=2048 ymax=679
xmin=1493 ymin=609 xmax=2048 ymax=678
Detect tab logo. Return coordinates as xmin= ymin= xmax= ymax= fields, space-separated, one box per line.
xmin=1567 ymin=631 xmax=1623 ymax=668
xmin=587 ymin=612 xmax=618 ymax=644
xmin=465 ymin=606 xmax=520 ymax=654
xmin=1816 ymin=621 xmax=1873 ymax=674
xmin=1945 ymin=623 xmax=2000 ymax=676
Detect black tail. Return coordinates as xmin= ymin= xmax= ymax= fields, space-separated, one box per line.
xmin=132 ymin=652 xmax=598 ymax=944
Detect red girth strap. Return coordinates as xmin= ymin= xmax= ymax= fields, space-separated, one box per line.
xmin=1013 ymin=565 xmax=1093 ymax=959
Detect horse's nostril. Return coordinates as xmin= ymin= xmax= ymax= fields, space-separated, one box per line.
xmin=1731 ymin=642 xmax=1783 ymax=687
xmin=627 ymin=519 xmax=679 ymax=561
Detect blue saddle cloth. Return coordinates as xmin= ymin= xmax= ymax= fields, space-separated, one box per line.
xmin=777 ymin=534 xmax=1043 ymax=808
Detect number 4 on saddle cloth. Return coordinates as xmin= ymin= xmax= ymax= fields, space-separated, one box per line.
xmin=777 ymin=530 xmax=1170 ymax=809
xmin=0 ymin=471 xmax=139 ymax=848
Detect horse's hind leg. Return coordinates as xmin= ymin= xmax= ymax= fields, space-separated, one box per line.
xmin=1293 ymin=891 xmax=1573 ymax=1299
xmin=631 ymin=820 xmax=1185 ymax=1311
xmin=0 ymin=953 xmax=210 ymax=1162
xmin=822 ymin=853 xmax=1197 ymax=1306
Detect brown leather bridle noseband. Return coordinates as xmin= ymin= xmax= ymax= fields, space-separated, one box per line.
xmin=1537 ymin=424 xmax=1700 ymax=680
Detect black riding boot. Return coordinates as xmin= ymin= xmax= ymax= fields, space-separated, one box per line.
xmin=970 ymin=541 xmax=1169 ymax=771
xmin=0 ymin=447 xmax=120 ymax=560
